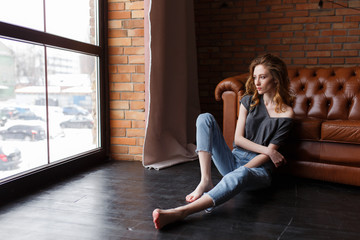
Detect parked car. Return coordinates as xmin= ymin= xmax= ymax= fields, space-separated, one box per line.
xmin=0 ymin=124 xmax=46 ymax=141
xmin=0 ymin=107 xmax=19 ymax=119
xmin=60 ymin=116 xmax=94 ymax=129
xmin=18 ymin=111 xmax=43 ymax=121
xmin=62 ymin=106 xmax=89 ymax=116
xmin=0 ymin=145 xmax=21 ymax=170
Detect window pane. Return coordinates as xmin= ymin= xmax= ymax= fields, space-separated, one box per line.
xmin=0 ymin=0 xmax=44 ymax=31
xmin=46 ymin=48 xmax=99 ymax=162
xmin=0 ymin=38 xmax=48 ymax=179
xmin=46 ymin=0 xmax=98 ymax=44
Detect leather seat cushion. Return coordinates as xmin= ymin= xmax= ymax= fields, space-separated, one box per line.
xmin=322 ymin=120 xmax=360 ymax=144
xmin=292 ymin=118 xmax=322 ymax=140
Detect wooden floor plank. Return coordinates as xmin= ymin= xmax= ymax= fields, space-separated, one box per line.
xmin=0 ymin=160 xmax=360 ymax=240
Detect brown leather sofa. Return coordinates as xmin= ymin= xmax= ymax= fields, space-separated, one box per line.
xmin=215 ymin=67 xmax=360 ymax=186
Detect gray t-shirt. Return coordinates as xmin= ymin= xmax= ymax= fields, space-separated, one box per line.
xmin=237 ymin=95 xmax=293 ymax=150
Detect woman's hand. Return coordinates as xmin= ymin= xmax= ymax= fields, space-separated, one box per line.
xmin=267 ymin=148 xmax=286 ymax=168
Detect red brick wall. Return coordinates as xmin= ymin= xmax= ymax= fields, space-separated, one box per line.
xmin=108 ymin=0 xmax=145 ymax=161
xmin=108 ymin=0 xmax=360 ymax=161
xmin=194 ymin=0 xmax=360 ymax=124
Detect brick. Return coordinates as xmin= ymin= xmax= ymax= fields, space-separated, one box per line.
xmin=108 ymin=11 xmax=131 ymax=19
xmin=292 ymin=17 xmax=317 ymax=24
xmin=137 ymin=137 xmax=145 ymax=146
xmin=282 ymin=52 xmax=305 ymax=58
xmin=112 ymin=83 xmax=134 ymax=91
xmin=333 ymin=50 xmax=358 ymax=57
xmin=110 ymin=120 xmax=132 ymax=128
xmin=336 ymin=8 xmax=360 ymax=15
xmin=132 ymin=37 xmax=144 ymax=46
xmin=132 ymin=74 xmax=145 ymax=82
xmin=125 ymin=1 xmax=144 ymax=10
xmin=111 ymin=137 xmax=137 ymax=145
xmin=125 ymin=111 xmax=145 ymax=120
xmin=110 ymin=129 xmax=126 ymax=138
xmin=268 ymin=18 xmax=292 ymax=25
xmin=295 ymin=3 xmax=318 ymax=10
xmin=135 ymin=65 xmax=145 ymax=73
xmin=121 ymin=92 xmax=145 ymax=101
xmin=305 ymin=23 xmax=331 ymax=30
xmin=307 ymin=51 xmax=331 ymax=57
xmin=132 ymin=10 xmax=144 ymax=18
xmin=109 ymin=73 xmax=131 ymax=83
xmin=110 ymin=110 xmax=125 ymax=120
xmin=108 ymin=38 xmax=132 ymax=46
xmin=123 ymin=19 xmax=144 ymax=29
xmin=124 ymin=47 xmax=145 ymax=55
xmin=307 ymin=37 xmax=331 ymax=44
xmin=319 ymin=58 xmax=345 ymax=64
xmin=130 ymin=101 xmax=145 ymax=111
xmin=108 ymin=29 xmax=127 ymax=38
xmin=333 ymin=22 xmax=359 ymax=29
xmin=292 ymin=44 xmax=316 ymax=51
xmin=110 ymin=145 xmax=128 ymax=154
xmin=309 ymin=10 xmax=335 ymax=17
xmin=133 ymin=83 xmax=145 ymax=92
xmin=293 ymin=58 xmax=318 ymax=65
xmin=128 ymin=29 xmax=144 ymax=37
xmin=349 ymin=29 xmax=360 ymax=36
xmin=317 ymin=44 xmax=342 ymax=50
xmin=344 ymin=43 xmax=360 ymax=50
xmin=108 ymin=20 xmax=122 ymax=28
xmin=127 ymin=129 xmax=145 ymax=137
xmin=282 ymin=38 xmax=305 ymax=44
xmin=267 ymin=45 xmax=290 ymax=51
xmin=280 ymin=24 xmax=303 ymax=31
xmin=333 ymin=36 xmax=359 ymax=43
xmin=110 ymin=100 xmax=129 ymax=110
xmin=108 ymin=3 xmax=125 ymax=11
xmin=285 ymin=10 xmax=308 ymax=17
xmin=346 ymin=58 xmax=360 ymax=64
xmin=318 ymin=16 xmax=343 ymax=23
xmin=321 ymin=30 xmax=346 ymax=36
xmin=117 ymin=65 xmax=136 ymax=73
xmin=132 ymin=120 xmax=145 ymax=128
xmin=109 ymin=92 xmax=120 ymax=100
xmin=260 ymin=12 xmax=283 ymax=18
xmin=109 ymin=55 xmax=128 ymax=64
xmin=129 ymin=146 xmax=143 ymax=155
xmin=109 ymin=47 xmax=124 ymax=55
xmin=345 ymin=16 xmax=360 ymax=22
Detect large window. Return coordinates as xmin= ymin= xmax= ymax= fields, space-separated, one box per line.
xmin=0 ymin=1 xmax=106 ymax=181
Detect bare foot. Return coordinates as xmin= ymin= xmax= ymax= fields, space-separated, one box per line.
xmin=185 ymin=181 xmax=213 ymax=203
xmin=152 ymin=208 xmax=185 ymax=230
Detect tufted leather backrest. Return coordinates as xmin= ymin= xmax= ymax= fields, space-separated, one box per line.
xmin=289 ymin=67 xmax=360 ymax=120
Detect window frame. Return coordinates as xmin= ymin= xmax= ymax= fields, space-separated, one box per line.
xmin=0 ymin=1 xmax=108 ymax=189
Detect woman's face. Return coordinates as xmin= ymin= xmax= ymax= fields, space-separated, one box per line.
xmin=253 ymin=64 xmax=276 ymax=95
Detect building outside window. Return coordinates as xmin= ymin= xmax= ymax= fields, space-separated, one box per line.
xmin=0 ymin=0 xmax=106 ymax=181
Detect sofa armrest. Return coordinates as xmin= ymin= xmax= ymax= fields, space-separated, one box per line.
xmin=215 ymin=74 xmax=248 ymax=149
xmin=214 ymin=74 xmax=247 ymax=101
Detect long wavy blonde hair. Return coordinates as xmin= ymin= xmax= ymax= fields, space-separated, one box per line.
xmin=244 ymin=54 xmax=293 ymax=113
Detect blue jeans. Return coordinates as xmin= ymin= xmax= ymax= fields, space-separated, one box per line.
xmin=195 ymin=113 xmax=273 ymax=207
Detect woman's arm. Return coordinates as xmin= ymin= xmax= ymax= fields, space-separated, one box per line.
xmin=243 ymin=144 xmax=285 ymax=168
xmin=234 ymin=104 xmax=269 ymax=154
xmin=234 ymin=104 xmax=285 ymax=168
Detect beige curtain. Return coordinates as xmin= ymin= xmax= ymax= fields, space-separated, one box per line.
xmin=143 ymin=0 xmax=200 ymax=170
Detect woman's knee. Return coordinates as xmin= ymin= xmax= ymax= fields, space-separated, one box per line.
xmin=196 ymin=113 xmax=215 ymax=127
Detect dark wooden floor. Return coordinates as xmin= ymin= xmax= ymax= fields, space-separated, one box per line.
xmin=0 ymin=160 xmax=360 ymax=240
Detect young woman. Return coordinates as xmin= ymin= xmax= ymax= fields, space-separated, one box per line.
xmin=152 ymin=54 xmax=295 ymax=230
